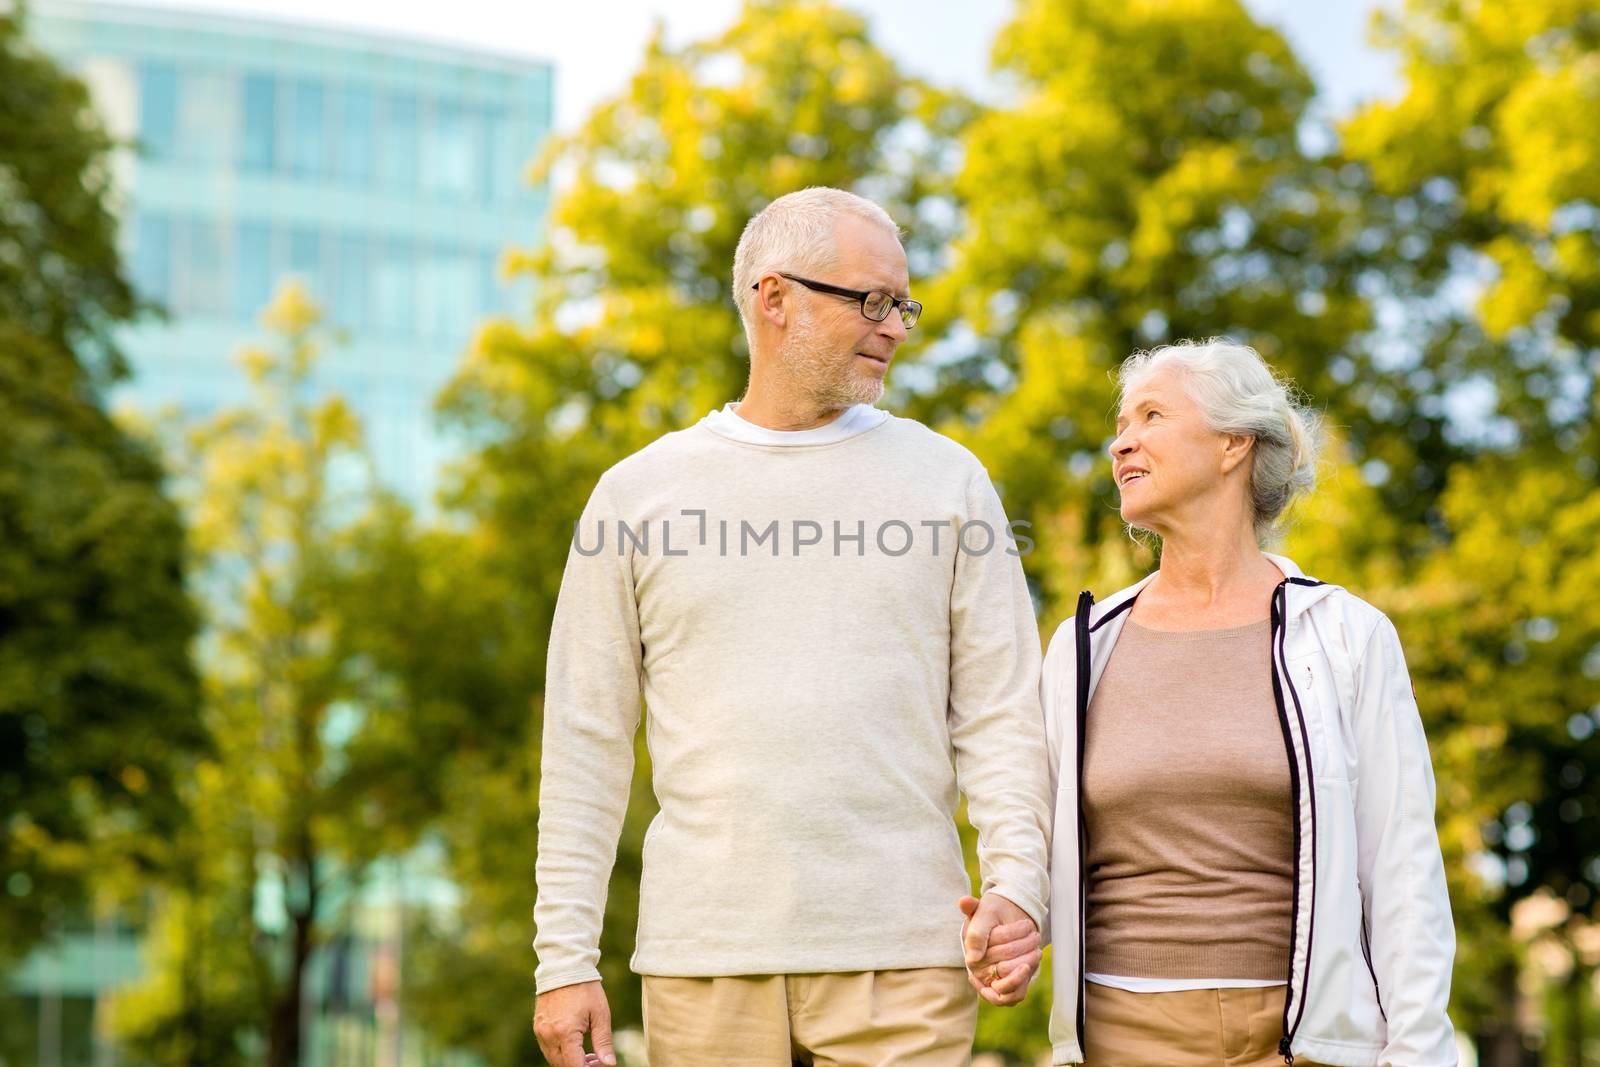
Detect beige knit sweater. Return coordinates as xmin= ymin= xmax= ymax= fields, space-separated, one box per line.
xmin=532 ymin=413 xmax=1052 ymax=992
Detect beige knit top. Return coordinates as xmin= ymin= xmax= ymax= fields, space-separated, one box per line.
xmin=1082 ymin=618 xmax=1294 ymax=980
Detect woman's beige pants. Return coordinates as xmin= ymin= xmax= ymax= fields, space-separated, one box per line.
xmin=1085 ymin=983 xmax=1332 ymax=1067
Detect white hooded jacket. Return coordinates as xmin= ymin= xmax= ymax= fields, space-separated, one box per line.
xmin=1041 ymin=555 xmax=1457 ymax=1067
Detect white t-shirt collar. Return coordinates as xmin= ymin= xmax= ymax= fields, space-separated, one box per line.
xmin=700 ymin=402 xmax=889 ymax=446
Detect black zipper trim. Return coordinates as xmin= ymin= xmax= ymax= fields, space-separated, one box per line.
xmin=1280 ymin=587 xmax=1319 ymax=1041
xmin=1088 ymin=593 xmax=1136 ymax=633
xmin=1269 ymin=584 xmax=1300 ymax=1064
xmin=1072 ymin=589 xmax=1094 ymax=1056
xmin=1360 ymin=912 xmax=1387 ymax=1021
xmin=1271 ymin=579 xmax=1321 ymax=1064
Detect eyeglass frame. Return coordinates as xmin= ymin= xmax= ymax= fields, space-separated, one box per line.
xmin=752 ymin=272 xmax=922 ymax=329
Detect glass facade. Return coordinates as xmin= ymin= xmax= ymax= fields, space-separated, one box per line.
xmin=31 ymin=0 xmax=553 ymax=501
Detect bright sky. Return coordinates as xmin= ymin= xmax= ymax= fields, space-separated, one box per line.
xmin=78 ymin=0 xmax=1403 ymax=132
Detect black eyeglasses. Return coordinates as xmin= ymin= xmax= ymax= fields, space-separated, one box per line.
xmin=754 ymin=272 xmax=922 ymax=329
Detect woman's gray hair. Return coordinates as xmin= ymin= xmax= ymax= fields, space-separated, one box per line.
xmin=1117 ymin=337 xmax=1324 ymax=546
xmin=731 ymin=187 xmax=901 ymax=340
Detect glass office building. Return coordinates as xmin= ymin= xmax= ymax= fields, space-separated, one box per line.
xmin=30 ymin=0 xmax=554 ymax=500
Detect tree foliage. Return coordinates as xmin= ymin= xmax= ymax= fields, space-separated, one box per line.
xmin=907 ymin=0 xmax=1364 ymax=578
xmin=1343 ymin=0 xmax=1600 ymax=450
xmin=0 ymin=5 xmax=200 ymax=965
xmin=113 ymin=285 xmax=434 ymax=1067
xmin=1338 ymin=4 xmax=1600 ymax=1057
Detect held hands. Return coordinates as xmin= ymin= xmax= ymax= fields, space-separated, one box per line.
xmin=533 ymin=980 xmax=616 ymax=1067
xmin=958 ymin=894 xmax=1042 ymax=1007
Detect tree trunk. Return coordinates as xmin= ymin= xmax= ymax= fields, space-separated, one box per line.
xmin=1476 ymin=960 xmax=1531 ymax=1067
xmin=266 ymin=854 xmax=318 ymax=1067
xmin=1565 ymin=948 xmax=1586 ymax=1067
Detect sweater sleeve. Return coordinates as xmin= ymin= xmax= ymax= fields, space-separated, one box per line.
xmin=946 ymin=465 xmax=1052 ymax=930
xmin=1350 ymin=614 xmax=1459 ymax=1066
xmin=533 ymin=475 xmax=644 ymax=994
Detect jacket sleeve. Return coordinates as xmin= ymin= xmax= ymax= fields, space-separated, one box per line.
xmin=1350 ymin=614 xmax=1459 ymax=1067
xmin=946 ymin=466 xmax=1052 ymax=931
xmin=1037 ymin=623 xmax=1074 ymax=946
xmin=532 ymin=475 xmax=644 ymax=994
xmin=1041 ymin=624 xmax=1070 ymax=799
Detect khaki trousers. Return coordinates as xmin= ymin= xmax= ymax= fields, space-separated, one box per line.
xmin=1084 ymin=983 xmax=1331 ymax=1067
xmin=641 ymin=968 xmax=977 ymax=1067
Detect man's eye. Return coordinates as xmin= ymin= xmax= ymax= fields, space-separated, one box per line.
xmin=1146 ymin=410 xmax=1161 ymax=420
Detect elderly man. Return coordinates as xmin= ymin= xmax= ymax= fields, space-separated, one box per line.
xmin=532 ymin=187 xmax=1051 ymax=1067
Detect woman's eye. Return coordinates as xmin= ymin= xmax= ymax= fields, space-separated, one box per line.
xmin=1146 ymin=410 xmax=1161 ymax=420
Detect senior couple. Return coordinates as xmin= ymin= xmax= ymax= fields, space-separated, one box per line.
xmin=531 ymin=188 xmax=1457 ymax=1067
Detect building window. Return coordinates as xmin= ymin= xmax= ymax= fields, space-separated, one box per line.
xmin=240 ymin=73 xmax=277 ymax=173
xmin=372 ymin=236 xmax=414 ymax=338
xmin=334 ymin=232 xmax=368 ymax=331
xmin=479 ymin=106 xmax=509 ymax=205
xmin=423 ymin=98 xmax=475 ymax=200
xmin=133 ymin=212 xmax=172 ymax=306
xmin=443 ymin=243 xmax=476 ymax=339
xmin=137 ymin=61 xmax=177 ymax=161
xmin=288 ymin=78 xmax=325 ymax=178
xmin=415 ymin=242 xmax=445 ymax=341
xmin=235 ymin=222 xmax=273 ymax=320
xmin=379 ymin=92 xmax=419 ymax=193
xmin=334 ymin=85 xmax=374 ymax=184
xmin=288 ymin=227 xmax=325 ymax=301
xmin=178 ymin=218 xmax=225 ymax=315
xmin=479 ymin=250 xmax=501 ymax=318
xmin=176 ymin=68 xmax=233 ymax=166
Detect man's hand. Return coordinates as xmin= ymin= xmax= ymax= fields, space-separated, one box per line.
xmin=533 ymin=981 xmax=616 ymax=1067
xmin=957 ymin=894 xmax=1042 ymax=1007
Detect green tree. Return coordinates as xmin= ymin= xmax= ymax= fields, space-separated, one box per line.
xmin=1389 ymin=453 xmax=1600 ymax=1065
xmin=0 ymin=5 xmax=200 ymax=963
xmin=113 ymin=284 xmax=432 ymax=1067
xmin=1343 ymin=0 xmax=1600 ymax=452
xmin=903 ymin=0 xmax=1463 ymax=621
xmin=1341 ymin=4 xmax=1600 ymax=1059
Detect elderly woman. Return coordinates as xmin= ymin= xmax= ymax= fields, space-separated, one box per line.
xmin=1038 ymin=340 xmax=1457 ymax=1067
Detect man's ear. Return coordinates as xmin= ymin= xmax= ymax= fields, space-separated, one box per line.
xmin=754 ymin=276 xmax=787 ymax=329
xmin=1221 ymin=433 xmax=1255 ymax=475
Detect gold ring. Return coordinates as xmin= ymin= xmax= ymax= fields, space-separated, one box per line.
xmin=987 ymin=965 xmax=1000 ymax=985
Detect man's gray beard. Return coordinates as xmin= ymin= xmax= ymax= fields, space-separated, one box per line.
xmin=776 ymin=309 xmax=885 ymax=410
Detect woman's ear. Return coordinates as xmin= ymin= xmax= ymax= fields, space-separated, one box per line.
xmin=1220 ymin=433 xmax=1255 ymax=475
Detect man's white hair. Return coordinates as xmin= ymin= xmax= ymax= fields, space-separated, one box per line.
xmin=731 ymin=187 xmax=902 ymax=340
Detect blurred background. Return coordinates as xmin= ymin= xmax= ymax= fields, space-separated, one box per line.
xmin=1 ymin=0 xmax=1596 ymax=1063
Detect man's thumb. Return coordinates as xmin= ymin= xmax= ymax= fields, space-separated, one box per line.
xmin=964 ymin=908 xmax=996 ymax=964
xmin=591 ymin=1011 xmax=617 ymax=1066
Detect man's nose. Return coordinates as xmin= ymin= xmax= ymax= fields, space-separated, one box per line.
xmin=877 ymin=311 xmax=909 ymax=344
